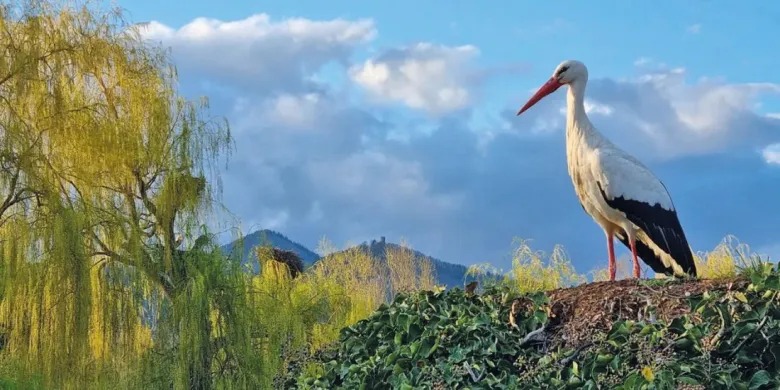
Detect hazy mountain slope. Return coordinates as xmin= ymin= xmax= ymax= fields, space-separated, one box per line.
xmin=221 ymin=231 xmax=472 ymax=288
xmin=220 ymin=229 xmax=321 ymax=272
xmin=329 ymin=236 xmax=473 ymax=289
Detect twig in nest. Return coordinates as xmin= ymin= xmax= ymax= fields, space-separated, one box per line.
xmin=519 ymin=325 xmax=547 ymax=347
xmin=561 ymin=342 xmax=594 ymax=365
xmin=660 ymin=331 xmax=693 ymax=356
xmin=710 ymin=305 xmax=729 ymax=347
xmin=637 ymin=297 xmax=657 ymax=324
xmin=727 ymin=316 xmax=769 ymax=360
xmin=463 ymin=361 xmax=483 ymax=382
xmin=606 ymin=299 xmax=617 ymax=320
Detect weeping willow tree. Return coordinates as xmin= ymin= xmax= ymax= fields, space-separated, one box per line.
xmin=250 ymin=242 xmax=387 ymax=388
xmin=0 ymin=1 xmax=260 ymax=388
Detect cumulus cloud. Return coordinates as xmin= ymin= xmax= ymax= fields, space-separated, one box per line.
xmin=304 ymin=150 xmax=463 ymax=216
xmin=138 ymin=14 xmax=376 ymax=94
xmin=687 ymin=24 xmax=702 ymax=34
xmin=349 ymin=43 xmax=481 ymax=115
xmin=633 ymin=57 xmax=652 ymax=67
xmin=153 ymin=14 xmax=780 ymax=272
xmin=763 ymin=143 xmax=780 ymax=165
xmin=220 ymin=89 xmax=462 ymax=245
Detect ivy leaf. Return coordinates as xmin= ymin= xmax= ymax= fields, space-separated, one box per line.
xmin=677 ymin=376 xmax=700 ymax=385
xmin=734 ymin=292 xmax=748 ymax=304
xmin=748 ymin=370 xmax=771 ymax=390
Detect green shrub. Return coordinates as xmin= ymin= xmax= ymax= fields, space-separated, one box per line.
xmin=291 ymin=263 xmax=780 ymax=389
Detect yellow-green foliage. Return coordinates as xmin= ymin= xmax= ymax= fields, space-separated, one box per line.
xmin=311 ymin=238 xmax=387 ymax=322
xmin=244 ymin=237 xmax=439 ymax=387
xmin=385 ymin=239 xmax=437 ymax=297
xmin=484 ymin=235 xmax=766 ymax=293
xmin=465 ymin=238 xmax=589 ymax=294
xmin=694 ymin=235 xmax=760 ymax=279
xmin=505 ymin=239 xmax=588 ymax=292
xmin=0 ymin=1 xmax=234 ymax=388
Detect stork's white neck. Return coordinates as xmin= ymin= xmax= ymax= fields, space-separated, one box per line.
xmin=564 ymin=78 xmax=603 ymax=170
xmin=565 ymin=79 xmax=591 ymax=132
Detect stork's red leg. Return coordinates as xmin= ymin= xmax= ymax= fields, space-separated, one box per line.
xmin=607 ymin=233 xmax=616 ymax=281
xmin=630 ymin=239 xmax=641 ymax=279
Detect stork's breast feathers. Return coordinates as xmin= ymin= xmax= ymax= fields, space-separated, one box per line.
xmin=588 ymin=149 xmax=675 ymax=212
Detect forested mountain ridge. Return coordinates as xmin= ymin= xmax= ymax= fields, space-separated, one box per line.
xmin=223 ymin=232 xmax=474 ymax=289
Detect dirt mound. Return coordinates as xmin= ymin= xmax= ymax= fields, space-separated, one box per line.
xmin=542 ymin=276 xmax=749 ymax=348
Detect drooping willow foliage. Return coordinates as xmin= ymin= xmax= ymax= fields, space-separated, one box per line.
xmin=0 ymin=0 xmax=258 ymax=388
xmin=248 ymin=241 xmax=391 ymax=388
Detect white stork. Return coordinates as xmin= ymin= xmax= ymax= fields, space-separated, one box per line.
xmin=516 ymin=60 xmax=697 ymax=281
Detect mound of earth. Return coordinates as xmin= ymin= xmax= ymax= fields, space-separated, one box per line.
xmin=543 ymin=276 xmax=749 ymax=349
xmin=288 ymin=268 xmax=780 ymax=389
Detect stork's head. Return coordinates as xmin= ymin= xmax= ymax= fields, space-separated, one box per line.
xmin=516 ymin=60 xmax=588 ymax=116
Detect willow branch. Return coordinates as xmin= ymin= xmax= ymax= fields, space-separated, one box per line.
xmin=0 ymin=45 xmax=76 ymax=87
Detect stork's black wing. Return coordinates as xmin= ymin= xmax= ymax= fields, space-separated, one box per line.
xmin=597 ymin=183 xmax=697 ymax=277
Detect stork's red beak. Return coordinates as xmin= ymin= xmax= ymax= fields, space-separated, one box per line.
xmin=516 ymin=77 xmax=564 ymax=116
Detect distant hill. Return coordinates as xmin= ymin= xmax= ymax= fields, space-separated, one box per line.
xmin=220 ymin=229 xmax=321 ymax=272
xmin=329 ymin=236 xmax=474 ymax=290
xmin=221 ymin=230 xmax=473 ymax=289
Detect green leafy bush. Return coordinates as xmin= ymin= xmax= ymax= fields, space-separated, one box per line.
xmin=290 ymin=263 xmax=780 ymax=389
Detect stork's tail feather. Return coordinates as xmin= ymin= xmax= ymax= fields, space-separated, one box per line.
xmin=616 ymin=234 xmax=697 ymax=277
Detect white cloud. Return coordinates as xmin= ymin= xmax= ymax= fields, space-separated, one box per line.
xmin=258 ymin=209 xmax=290 ymax=230
xmin=305 ymin=151 xmax=463 ymax=216
xmin=349 ymin=43 xmax=480 ymax=115
xmin=632 ymin=58 xmax=671 ymax=71
xmin=141 ymin=14 xmax=375 ymax=50
xmin=138 ymin=14 xmax=376 ymax=93
xmin=228 ymin=89 xmax=379 ymax=163
xmin=222 ymin=87 xmax=462 ymax=249
xmin=687 ymin=24 xmax=702 ymax=34
xmin=557 ymin=100 xmax=614 ymax=117
xmin=762 ymin=143 xmax=780 ymax=165
xmin=633 ymin=57 xmax=652 ymax=67
xmin=257 ymin=93 xmax=327 ymax=130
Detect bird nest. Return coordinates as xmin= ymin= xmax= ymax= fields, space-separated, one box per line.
xmin=538 ymin=276 xmax=749 ymax=350
xmin=256 ymin=247 xmax=305 ymax=279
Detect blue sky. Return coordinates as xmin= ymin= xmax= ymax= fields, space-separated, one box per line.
xmin=122 ymin=0 xmax=780 ymax=274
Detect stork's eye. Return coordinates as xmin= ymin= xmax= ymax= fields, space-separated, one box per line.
xmin=556 ymin=66 xmax=569 ymax=77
